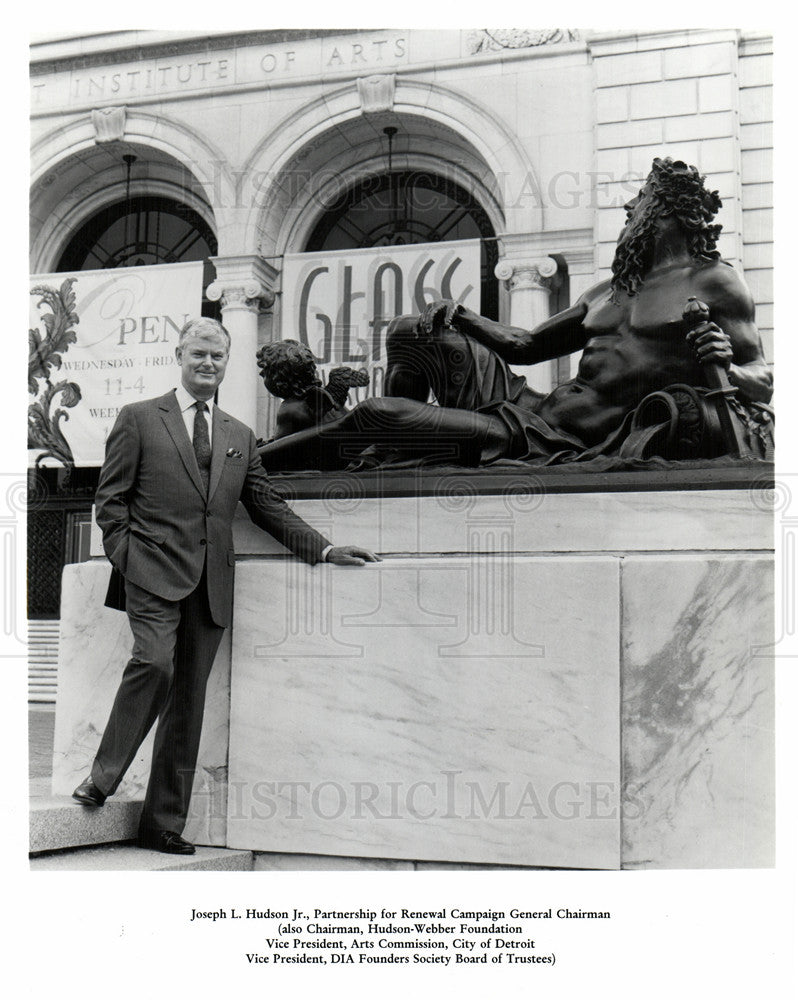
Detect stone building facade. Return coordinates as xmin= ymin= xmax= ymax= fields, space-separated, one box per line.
xmin=30 ymin=27 xmax=773 ymax=429
xmin=28 ymin=27 xmax=773 ymax=632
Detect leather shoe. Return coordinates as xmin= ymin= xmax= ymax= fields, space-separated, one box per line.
xmin=138 ymin=830 xmax=196 ymax=855
xmin=72 ymin=776 xmax=106 ymax=807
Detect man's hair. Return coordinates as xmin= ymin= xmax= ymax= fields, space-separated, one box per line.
xmin=611 ymin=157 xmax=723 ymax=298
xmin=256 ymin=340 xmax=319 ymax=399
xmin=178 ymin=317 xmax=231 ymax=350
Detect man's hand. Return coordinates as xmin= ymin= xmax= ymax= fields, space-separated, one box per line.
xmin=325 ymin=545 xmax=382 ymax=566
xmin=686 ymin=320 xmax=733 ymax=370
xmin=416 ymin=299 xmax=463 ymax=338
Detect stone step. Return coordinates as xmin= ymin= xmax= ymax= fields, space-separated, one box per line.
xmin=28 ymin=620 xmax=59 ymax=703
xmin=28 ymin=623 xmax=59 ymax=637
xmin=30 ymin=796 xmax=143 ymax=854
xmin=30 ymin=844 xmax=254 ymax=872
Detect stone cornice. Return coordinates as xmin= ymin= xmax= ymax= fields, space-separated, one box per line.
xmin=30 ymin=33 xmax=590 ymax=119
xmin=738 ymin=32 xmax=773 ymax=55
xmin=586 ymin=27 xmax=744 ymax=55
xmin=30 ymin=27 xmax=754 ymax=79
xmin=498 ymin=230 xmax=595 ymax=272
xmin=30 ymin=28 xmax=352 ymax=76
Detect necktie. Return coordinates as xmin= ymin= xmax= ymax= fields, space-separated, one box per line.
xmin=193 ymin=401 xmax=211 ymax=494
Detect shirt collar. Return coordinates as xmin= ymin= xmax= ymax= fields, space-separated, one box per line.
xmin=175 ymin=383 xmax=215 ymax=418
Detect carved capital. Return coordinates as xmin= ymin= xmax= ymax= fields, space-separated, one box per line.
xmin=494 ymin=257 xmax=559 ymax=292
xmin=206 ymin=282 xmax=274 ymax=312
xmin=356 ymin=74 xmax=396 ymax=114
xmin=207 ymin=255 xmax=279 ymax=313
xmin=91 ymin=106 xmax=126 ymax=143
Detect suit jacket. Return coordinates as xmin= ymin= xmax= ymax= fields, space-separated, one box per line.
xmin=95 ymin=389 xmax=330 ymax=628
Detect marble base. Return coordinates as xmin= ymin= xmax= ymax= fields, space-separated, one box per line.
xmin=227 ymin=557 xmax=622 ymax=869
xmin=52 ymin=562 xmax=231 ymax=846
xmin=66 ymin=489 xmax=774 ymax=867
xmin=621 ymin=555 xmax=775 ymax=868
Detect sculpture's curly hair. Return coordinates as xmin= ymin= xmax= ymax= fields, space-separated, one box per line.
xmin=256 ymin=339 xmax=319 ymax=399
xmin=611 ymin=158 xmax=723 ymax=298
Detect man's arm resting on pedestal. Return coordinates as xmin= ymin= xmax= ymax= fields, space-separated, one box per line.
xmin=323 ymin=545 xmax=381 ymax=566
xmin=240 ymin=434 xmax=380 ymax=565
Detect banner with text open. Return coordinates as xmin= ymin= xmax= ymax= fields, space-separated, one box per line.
xmin=281 ymin=239 xmax=481 ymax=402
xmin=29 ymin=260 xmax=203 ymax=467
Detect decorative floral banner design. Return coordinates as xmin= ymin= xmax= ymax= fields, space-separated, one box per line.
xmin=29 ymin=261 xmax=203 ymax=467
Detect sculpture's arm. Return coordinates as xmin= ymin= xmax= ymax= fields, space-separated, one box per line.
xmin=691 ymin=265 xmax=773 ymax=404
xmin=456 ymin=301 xmax=590 ymax=365
xmin=419 ymin=288 xmax=602 ymax=366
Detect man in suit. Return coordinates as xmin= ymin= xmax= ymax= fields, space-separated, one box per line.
xmin=72 ymin=317 xmax=378 ymax=855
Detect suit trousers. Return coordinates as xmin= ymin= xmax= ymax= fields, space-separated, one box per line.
xmin=91 ymin=566 xmax=225 ymax=837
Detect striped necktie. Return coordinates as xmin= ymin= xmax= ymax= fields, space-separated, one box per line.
xmin=193 ymin=401 xmax=211 ymax=493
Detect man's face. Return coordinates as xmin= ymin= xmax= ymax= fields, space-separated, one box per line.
xmin=176 ymin=331 xmax=229 ymax=400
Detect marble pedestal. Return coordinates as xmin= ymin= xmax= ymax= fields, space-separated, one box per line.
xmin=622 ymin=556 xmax=774 ymax=868
xmin=227 ymin=557 xmax=621 ymax=869
xmin=55 ymin=487 xmax=773 ymax=867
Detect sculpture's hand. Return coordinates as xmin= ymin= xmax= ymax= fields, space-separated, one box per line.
xmin=686 ymin=320 xmax=733 ymax=370
xmin=416 ymin=299 xmax=463 ymax=338
xmin=328 ymin=366 xmax=370 ymax=389
xmin=325 ymin=545 xmax=382 ymax=566
xmin=325 ymin=366 xmax=370 ymax=408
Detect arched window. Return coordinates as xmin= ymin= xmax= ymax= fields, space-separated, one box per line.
xmin=305 ymin=171 xmax=499 ymax=320
xmin=57 ymin=195 xmax=217 ymax=293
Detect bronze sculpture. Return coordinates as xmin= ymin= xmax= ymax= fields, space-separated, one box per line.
xmin=256 ymin=339 xmax=369 ymax=441
xmin=259 ymin=158 xmax=773 ymax=472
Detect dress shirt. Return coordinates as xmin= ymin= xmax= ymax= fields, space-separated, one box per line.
xmin=175 ymin=384 xmax=214 ymax=446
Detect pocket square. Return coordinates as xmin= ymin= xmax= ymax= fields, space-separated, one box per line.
xmin=226 ymin=448 xmax=244 ymax=459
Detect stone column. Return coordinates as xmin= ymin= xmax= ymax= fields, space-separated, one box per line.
xmin=494 ymin=256 xmax=559 ymax=393
xmin=206 ymin=256 xmax=278 ymax=429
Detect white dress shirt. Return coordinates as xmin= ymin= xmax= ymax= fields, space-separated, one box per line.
xmin=175 ymin=384 xmax=214 ymax=446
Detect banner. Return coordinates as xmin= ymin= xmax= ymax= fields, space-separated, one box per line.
xmin=28 ymin=261 xmax=203 ymax=467
xmin=281 ymin=239 xmax=481 ymax=401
